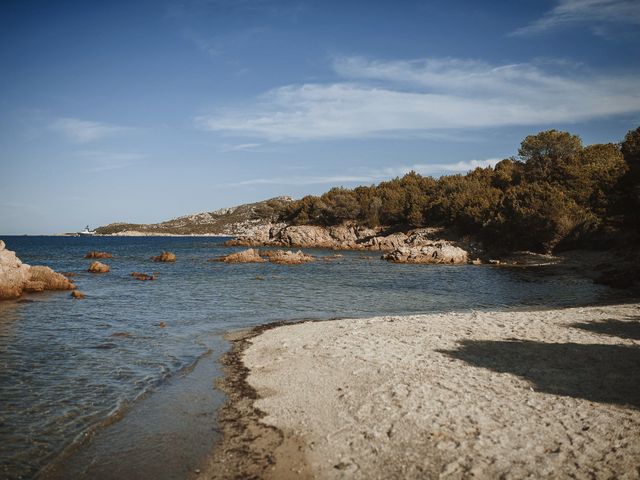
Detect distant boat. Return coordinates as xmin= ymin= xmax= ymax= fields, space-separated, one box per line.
xmin=78 ymin=225 xmax=96 ymax=236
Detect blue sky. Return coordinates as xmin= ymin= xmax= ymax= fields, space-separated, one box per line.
xmin=1 ymin=0 xmax=639 ymax=234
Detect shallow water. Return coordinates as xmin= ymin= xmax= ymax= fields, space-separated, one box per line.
xmin=0 ymin=235 xmax=632 ymax=478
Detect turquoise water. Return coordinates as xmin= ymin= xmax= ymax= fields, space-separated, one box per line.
xmin=0 ymin=236 xmax=630 ymax=478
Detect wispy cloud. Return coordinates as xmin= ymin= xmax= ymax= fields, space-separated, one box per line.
xmin=73 ymin=150 xmax=146 ymax=173
xmin=50 ymin=117 xmax=130 ymax=143
xmin=220 ymin=158 xmax=503 ymax=187
xmin=512 ymin=0 xmax=640 ymax=36
xmin=196 ymin=56 xmax=640 ymax=141
xmin=218 ymin=142 xmax=263 ymax=152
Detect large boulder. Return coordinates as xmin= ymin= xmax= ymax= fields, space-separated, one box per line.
xmin=273 ymin=225 xmax=336 ymax=248
xmin=212 ymin=248 xmax=265 ymax=263
xmin=383 ymin=242 xmax=469 ymax=264
xmin=0 ymin=240 xmax=75 ymax=300
xmin=262 ymin=250 xmax=315 ymax=264
xmin=152 ymin=251 xmax=176 ymax=262
xmin=88 ymin=261 xmax=110 ymax=273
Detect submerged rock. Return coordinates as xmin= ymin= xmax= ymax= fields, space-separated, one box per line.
xmin=152 ymin=251 xmax=176 ymax=262
xmin=382 ymin=242 xmax=469 ymax=264
xmin=85 ymin=251 xmax=113 ymax=259
xmin=130 ymin=272 xmax=155 ymax=281
xmin=71 ymin=290 xmax=85 ymax=299
xmin=88 ymin=261 xmax=110 ymax=273
xmin=0 ymin=240 xmax=75 ymax=300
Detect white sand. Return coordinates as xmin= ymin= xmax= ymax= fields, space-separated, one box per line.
xmin=240 ymin=303 xmax=640 ymax=479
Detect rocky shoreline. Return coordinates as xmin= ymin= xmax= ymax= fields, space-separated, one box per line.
xmin=0 ymin=240 xmax=76 ymax=300
xmin=226 ymin=223 xmax=476 ymax=265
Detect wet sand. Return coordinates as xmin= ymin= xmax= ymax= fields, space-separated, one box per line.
xmin=201 ymin=303 xmax=640 ymax=479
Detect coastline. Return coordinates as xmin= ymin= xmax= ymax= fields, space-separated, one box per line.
xmin=201 ymin=303 xmax=640 ymax=479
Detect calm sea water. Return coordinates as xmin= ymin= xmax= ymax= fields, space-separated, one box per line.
xmin=0 ymin=235 xmax=631 ymax=479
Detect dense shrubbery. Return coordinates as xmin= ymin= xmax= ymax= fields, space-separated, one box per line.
xmin=281 ymin=128 xmax=639 ymax=253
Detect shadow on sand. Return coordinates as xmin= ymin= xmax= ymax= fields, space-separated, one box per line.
xmin=569 ymin=317 xmax=640 ymax=341
xmin=439 ymin=337 xmax=640 ymax=408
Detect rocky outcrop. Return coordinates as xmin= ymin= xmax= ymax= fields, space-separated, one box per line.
xmin=85 ymin=251 xmax=113 ymax=259
xmin=211 ymin=248 xmax=315 ymax=265
xmin=88 ymin=261 xmax=110 ymax=273
xmin=212 ymin=249 xmax=265 ymax=264
xmin=382 ymin=242 xmax=469 ymax=264
xmin=226 ymin=223 xmax=380 ymax=250
xmin=152 ymin=251 xmax=176 ymax=262
xmin=225 ymin=224 xmax=475 ymax=263
xmin=0 ymin=240 xmax=76 ymax=300
xmin=261 ymin=250 xmax=315 ymax=264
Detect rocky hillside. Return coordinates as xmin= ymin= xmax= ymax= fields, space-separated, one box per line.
xmin=95 ymin=196 xmax=293 ymax=236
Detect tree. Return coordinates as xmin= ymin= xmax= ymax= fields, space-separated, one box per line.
xmin=519 ymin=130 xmax=583 ymax=183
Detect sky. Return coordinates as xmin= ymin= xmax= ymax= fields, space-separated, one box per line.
xmin=1 ymin=0 xmax=639 ymax=234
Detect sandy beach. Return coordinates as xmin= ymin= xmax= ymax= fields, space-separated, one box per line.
xmin=202 ymin=303 xmax=640 ymax=479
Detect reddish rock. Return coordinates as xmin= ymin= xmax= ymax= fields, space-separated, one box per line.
xmin=88 ymin=261 xmax=110 ymax=273
xmin=130 ymin=272 xmax=155 ymax=281
xmin=382 ymin=242 xmax=469 ymax=264
xmin=71 ymin=290 xmax=85 ymax=299
xmin=211 ymin=249 xmax=265 ymax=263
xmin=152 ymin=251 xmax=176 ymax=262
xmin=262 ymin=249 xmax=315 ymax=265
xmin=0 ymin=240 xmax=75 ymax=300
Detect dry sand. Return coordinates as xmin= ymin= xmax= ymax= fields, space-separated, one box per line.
xmin=202 ymin=303 xmax=640 ymax=479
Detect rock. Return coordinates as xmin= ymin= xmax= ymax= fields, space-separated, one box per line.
xmin=130 ymin=272 xmax=155 ymax=281
xmin=382 ymin=242 xmax=469 ymax=264
xmin=0 ymin=241 xmax=75 ymax=300
xmin=159 ymin=322 xmax=167 ymax=328
xmin=29 ymin=266 xmax=77 ymax=290
xmin=71 ymin=290 xmax=85 ymax=299
xmin=472 ymin=258 xmax=482 ymax=265
xmin=211 ymin=249 xmax=265 ymax=263
xmin=262 ymin=249 xmax=315 ymax=264
xmin=88 ymin=261 xmax=110 ymax=273
xmin=85 ymin=251 xmax=113 ymax=259
xmin=152 ymin=251 xmax=176 ymax=262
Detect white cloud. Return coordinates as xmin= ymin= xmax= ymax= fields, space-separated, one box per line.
xmin=73 ymin=150 xmax=146 ymax=173
xmin=221 ymin=158 xmax=503 ymax=187
xmin=196 ymin=56 xmax=640 ymax=141
xmin=512 ymin=0 xmax=640 ymax=35
xmin=50 ymin=118 xmax=130 ymax=143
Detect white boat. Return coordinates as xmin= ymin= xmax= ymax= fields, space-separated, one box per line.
xmin=78 ymin=225 xmax=96 ymax=236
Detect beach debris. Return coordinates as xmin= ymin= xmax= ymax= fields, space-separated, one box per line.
xmin=130 ymin=272 xmax=155 ymax=281
xmin=152 ymin=251 xmax=176 ymax=262
xmin=70 ymin=290 xmax=85 ymax=299
xmin=85 ymin=251 xmax=113 ymax=259
xmin=88 ymin=261 xmax=110 ymax=273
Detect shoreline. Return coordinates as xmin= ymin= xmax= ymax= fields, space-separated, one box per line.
xmin=201 ymin=302 xmax=640 ymax=479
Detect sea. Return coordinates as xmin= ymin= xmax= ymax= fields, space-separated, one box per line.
xmin=0 ymin=235 xmax=633 ymax=479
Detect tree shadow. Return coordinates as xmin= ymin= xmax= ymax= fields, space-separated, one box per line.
xmin=439 ymin=340 xmax=640 ymax=408
xmin=570 ymin=317 xmax=640 ymax=340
